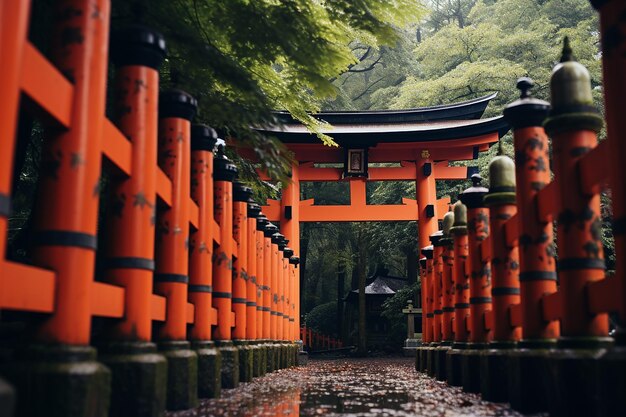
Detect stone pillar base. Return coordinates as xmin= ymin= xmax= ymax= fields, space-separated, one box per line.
xmin=434 ymin=343 xmax=451 ymax=381
xmin=158 ymin=341 xmax=198 ymax=411
xmin=100 ymin=341 xmax=167 ymax=417
xmin=252 ymin=341 xmax=267 ymax=377
xmin=297 ymin=350 xmax=309 ymax=366
xmin=192 ymin=341 xmax=221 ymax=399
xmin=446 ymin=344 xmax=466 ymax=386
xmin=234 ymin=340 xmax=254 ymax=382
xmin=460 ymin=345 xmax=484 ymax=393
xmin=215 ymin=340 xmax=239 ymax=389
xmin=508 ymin=344 xmax=553 ymax=414
xmin=425 ymin=344 xmax=439 ymax=376
xmin=2 ymin=344 xmax=111 ymax=417
xmin=265 ymin=342 xmax=277 ymax=373
xmin=0 ymin=377 xmax=15 ymax=417
xmin=598 ymin=343 xmax=626 ymax=417
xmin=547 ymin=343 xmax=610 ymax=417
xmin=480 ymin=344 xmax=514 ymax=402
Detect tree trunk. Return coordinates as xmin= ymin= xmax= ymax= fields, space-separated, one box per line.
xmin=337 ymin=264 xmax=345 ymax=341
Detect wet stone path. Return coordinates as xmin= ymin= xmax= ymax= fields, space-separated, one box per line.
xmin=167 ymin=357 xmax=534 ymax=417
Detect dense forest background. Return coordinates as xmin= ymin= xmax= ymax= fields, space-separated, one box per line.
xmin=300 ymin=0 xmax=610 ymax=348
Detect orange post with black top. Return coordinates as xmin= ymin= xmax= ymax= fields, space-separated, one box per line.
xmin=430 ymin=231 xmax=444 ymax=344
xmin=246 ymin=204 xmax=262 ymax=340
xmin=283 ymin=247 xmax=295 ymax=340
xmin=481 ymin=153 xmax=521 ymax=402
xmin=256 ymin=215 xmax=269 ymax=340
xmin=421 ymin=246 xmax=434 ymax=344
xmin=188 ymin=125 xmax=218 ymax=342
xmin=440 ymin=212 xmax=455 ymax=345
xmin=233 ymin=182 xmax=252 ymax=340
xmin=154 ymin=90 xmax=195 ymax=342
xmin=32 ymin=0 xmax=110 ymax=346
xmin=451 ymin=203 xmax=470 ymax=346
xmin=262 ymin=222 xmax=277 ymax=340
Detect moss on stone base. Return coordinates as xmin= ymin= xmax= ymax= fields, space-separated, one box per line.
xmin=215 ymin=341 xmax=239 ymax=389
xmin=99 ymin=341 xmax=167 ymax=417
xmin=192 ymin=341 xmax=221 ymax=399
xmin=158 ymin=341 xmax=198 ymax=411
xmin=2 ymin=344 xmax=111 ymax=417
xmin=233 ymin=340 xmax=253 ymax=382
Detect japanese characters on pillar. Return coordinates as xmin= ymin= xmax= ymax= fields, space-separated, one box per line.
xmin=263 ymin=223 xmax=278 ymax=340
xmin=32 ymin=0 xmax=111 ymax=345
xmin=421 ymin=246 xmax=434 ymax=343
xmin=430 ymin=231 xmax=444 ymax=343
xmin=460 ymin=174 xmax=492 ymax=346
xmin=256 ymin=214 xmax=270 ymax=339
xmin=233 ymin=182 xmax=253 ymax=340
xmin=189 ymin=125 xmax=218 ymax=341
xmin=484 ymin=153 xmax=521 ymax=345
xmin=212 ymin=145 xmax=238 ymax=341
xmin=450 ymin=202 xmax=470 ymax=346
xmin=246 ymin=203 xmax=262 ymax=340
xmin=544 ymin=40 xmax=609 ymax=347
xmin=103 ymin=25 xmax=166 ymax=343
xmin=440 ymin=212 xmax=456 ymax=344
xmin=154 ymin=89 xmax=197 ymax=342
xmin=503 ymin=78 xmax=559 ymax=346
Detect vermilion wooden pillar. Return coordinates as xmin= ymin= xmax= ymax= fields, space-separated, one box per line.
xmin=440 ymin=212 xmax=455 ymax=347
xmin=10 ymin=2 xmax=111 ymax=415
xmin=100 ymin=26 xmax=168 ymax=416
xmin=256 ymin=215 xmax=269 ymax=341
xmin=283 ymin=247 xmax=295 ymax=340
xmin=246 ymin=204 xmax=261 ymax=341
xmin=544 ymin=42 xmax=610 ymax=417
xmin=0 ymin=0 xmax=29 ymax=264
xmin=416 ymin=150 xmax=438 ymax=250
xmin=428 ymin=230 xmax=444 ymax=378
xmin=233 ymin=182 xmax=254 ymax=382
xmin=592 ymin=1 xmax=626 ymax=415
xmin=188 ymin=124 xmax=221 ymax=399
xmin=447 ymin=202 xmax=469 ymax=387
xmin=459 ymin=174 xmax=491 ymax=394
xmin=418 ymin=246 xmax=434 ymax=373
xmin=482 ymin=153 xmax=521 ymax=402
xmin=290 ymin=256 xmax=301 ymax=341
xmin=154 ymin=89 xmax=198 ymax=410
xmin=503 ymin=79 xmax=558 ymax=414
xmin=270 ymin=232 xmax=282 ymax=341
xmin=262 ymin=222 xmax=277 ymax=370
xmin=281 ymin=163 xmax=301 ymax=340
xmin=212 ymin=145 xmax=239 ymax=388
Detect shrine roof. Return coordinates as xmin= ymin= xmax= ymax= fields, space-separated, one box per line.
xmin=255 ymin=115 xmax=509 ymax=146
xmin=271 ymin=93 xmax=496 ymax=125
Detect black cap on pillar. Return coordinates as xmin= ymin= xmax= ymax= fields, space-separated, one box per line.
xmin=429 ymin=230 xmax=444 ymax=247
xmin=213 ymin=145 xmax=238 ymax=182
xmin=111 ymin=25 xmax=167 ymax=70
xmin=233 ymin=182 xmax=253 ymax=202
xmin=419 ymin=257 xmax=427 ymax=269
xmin=248 ymin=203 xmax=262 ymax=218
xmin=159 ymin=89 xmax=197 ymax=121
xmin=283 ymin=248 xmax=294 ymax=259
xmin=256 ymin=214 xmax=269 ymax=231
xmin=263 ymin=223 xmax=278 ymax=238
xmin=421 ymin=245 xmax=434 ymax=259
xmin=191 ymin=124 xmax=219 ymax=152
xmin=289 ymin=256 xmax=300 ymax=266
xmin=459 ymin=174 xmax=489 ymax=209
xmin=503 ymin=78 xmax=551 ymax=129
xmin=272 ymin=232 xmax=285 ymax=249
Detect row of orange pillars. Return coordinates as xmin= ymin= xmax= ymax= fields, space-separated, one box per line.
xmin=415 ymin=29 xmax=626 ymax=417
xmin=300 ymin=327 xmax=344 ymax=352
xmin=0 ymin=2 xmax=303 ymax=416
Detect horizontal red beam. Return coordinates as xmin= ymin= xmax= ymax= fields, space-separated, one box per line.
xmin=0 ymin=261 xmax=55 ymax=313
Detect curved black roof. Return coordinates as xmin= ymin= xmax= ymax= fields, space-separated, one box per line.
xmin=272 ymin=93 xmax=497 ymax=125
xmin=256 ymin=116 xmax=510 ymax=147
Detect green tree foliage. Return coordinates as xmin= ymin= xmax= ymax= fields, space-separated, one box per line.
xmin=304 ymin=301 xmax=338 ymax=335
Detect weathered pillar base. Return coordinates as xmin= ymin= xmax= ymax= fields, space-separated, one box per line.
xmin=158 ymin=341 xmax=198 ymax=411
xmin=598 ymin=333 xmax=626 ymax=417
xmin=265 ymin=341 xmax=278 ymax=373
xmin=252 ymin=341 xmax=267 ymax=377
xmin=446 ymin=343 xmax=466 ymax=386
xmin=415 ymin=347 xmax=425 ymax=372
xmin=0 ymin=377 xmax=16 ymax=417
xmin=546 ymin=340 xmax=611 ymax=417
xmin=434 ymin=342 xmax=452 ymax=381
xmin=508 ymin=342 xmax=553 ymax=414
xmin=425 ymin=343 xmax=439 ymax=376
xmin=215 ymin=340 xmax=239 ymax=389
xmin=234 ymin=340 xmax=254 ymax=382
xmin=480 ymin=342 xmax=515 ymax=402
xmin=99 ymin=341 xmax=167 ymax=417
xmin=2 ymin=344 xmax=111 ymax=417
xmin=461 ymin=344 xmax=485 ymax=393
xmin=192 ymin=341 xmax=221 ymax=399
xmin=297 ymin=340 xmax=309 ymax=366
